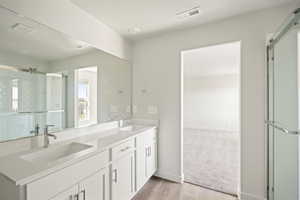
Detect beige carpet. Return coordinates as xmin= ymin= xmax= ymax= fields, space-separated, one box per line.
xmin=183 ymin=128 xmax=240 ymax=195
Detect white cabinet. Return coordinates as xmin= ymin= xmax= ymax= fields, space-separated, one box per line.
xmin=50 ymin=169 xmax=109 ymax=200
xmin=0 ymin=127 xmax=158 ymax=200
xmin=111 ymin=140 xmax=135 ymax=200
xmin=79 ymin=168 xmax=109 ymax=200
xmin=136 ymin=129 xmax=157 ymax=190
xmin=146 ymin=139 xmax=157 ymax=178
xmin=50 ymin=186 xmax=77 ymax=200
xmin=111 ymin=153 xmax=135 ymax=200
xmin=26 ymin=152 xmax=109 ymax=200
xmin=97 ymin=168 xmax=110 ymax=200
xmin=136 ymin=135 xmax=147 ymax=190
xmin=79 ymin=173 xmax=101 ymax=200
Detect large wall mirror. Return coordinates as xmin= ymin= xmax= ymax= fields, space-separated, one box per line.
xmin=0 ymin=7 xmax=132 ymax=142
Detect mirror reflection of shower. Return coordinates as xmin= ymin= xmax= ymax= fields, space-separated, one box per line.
xmin=0 ymin=65 xmax=67 ymax=141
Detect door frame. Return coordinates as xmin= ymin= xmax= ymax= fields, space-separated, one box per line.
xmin=179 ymin=40 xmax=242 ymax=196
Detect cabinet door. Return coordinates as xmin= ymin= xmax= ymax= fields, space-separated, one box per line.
xmin=146 ymin=141 xmax=157 ymax=178
xmin=136 ymin=136 xmax=148 ymax=190
xmin=98 ymin=168 xmax=110 ymax=200
xmin=79 ymin=170 xmax=104 ymax=200
xmin=50 ymin=185 xmax=78 ymax=200
xmin=111 ymin=152 xmax=135 ymax=200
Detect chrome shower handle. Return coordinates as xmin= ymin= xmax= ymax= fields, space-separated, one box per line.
xmin=265 ymin=120 xmax=299 ymax=135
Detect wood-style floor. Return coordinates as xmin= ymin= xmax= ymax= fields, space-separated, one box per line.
xmin=133 ymin=177 xmax=238 ymax=200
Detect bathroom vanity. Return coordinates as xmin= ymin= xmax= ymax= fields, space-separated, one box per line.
xmin=0 ymin=6 xmax=159 ymax=200
xmin=0 ymin=124 xmax=158 ymax=200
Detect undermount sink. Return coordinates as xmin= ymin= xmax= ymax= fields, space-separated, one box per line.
xmin=20 ymin=142 xmax=94 ymax=165
xmin=119 ymin=125 xmax=144 ymax=132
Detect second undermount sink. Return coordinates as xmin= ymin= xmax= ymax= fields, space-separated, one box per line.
xmin=20 ymin=142 xmax=94 ymax=165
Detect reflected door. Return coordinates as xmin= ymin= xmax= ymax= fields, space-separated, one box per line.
xmin=268 ymin=14 xmax=300 ymax=200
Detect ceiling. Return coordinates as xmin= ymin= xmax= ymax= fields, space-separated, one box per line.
xmin=183 ymin=41 xmax=240 ymax=78
xmin=71 ymin=0 xmax=294 ymax=40
xmin=0 ymin=7 xmax=95 ymax=62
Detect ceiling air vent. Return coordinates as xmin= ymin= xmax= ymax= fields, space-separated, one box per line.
xmin=176 ymin=6 xmax=202 ymax=19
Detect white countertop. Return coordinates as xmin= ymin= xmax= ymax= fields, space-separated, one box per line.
xmin=0 ymin=125 xmax=156 ymax=186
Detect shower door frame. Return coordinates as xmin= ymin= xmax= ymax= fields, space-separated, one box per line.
xmin=266 ymin=8 xmax=300 ymax=200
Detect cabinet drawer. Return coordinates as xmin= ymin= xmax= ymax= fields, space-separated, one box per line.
xmin=26 ymin=151 xmax=109 ymax=200
xmin=112 ymin=139 xmax=135 ymax=160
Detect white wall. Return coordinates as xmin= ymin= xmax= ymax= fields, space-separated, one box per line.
xmin=184 ymin=74 xmax=239 ymax=132
xmin=132 ymin=3 xmax=299 ymax=200
xmin=0 ymin=0 xmax=132 ymax=61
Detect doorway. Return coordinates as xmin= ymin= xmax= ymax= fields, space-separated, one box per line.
xmin=74 ymin=66 xmax=98 ymax=128
xmin=181 ymin=41 xmax=241 ymax=196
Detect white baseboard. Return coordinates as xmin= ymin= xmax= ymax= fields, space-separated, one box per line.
xmin=154 ymin=170 xmax=184 ymax=183
xmin=240 ymin=192 xmax=266 ymax=200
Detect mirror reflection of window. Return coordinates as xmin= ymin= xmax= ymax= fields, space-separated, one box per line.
xmin=11 ymin=79 xmax=19 ymax=112
xmin=75 ymin=66 xmax=98 ymax=128
xmin=78 ymin=81 xmax=89 ymax=121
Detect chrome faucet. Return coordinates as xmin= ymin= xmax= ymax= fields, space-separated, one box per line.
xmin=44 ymin=125 xmax=57 ymax=148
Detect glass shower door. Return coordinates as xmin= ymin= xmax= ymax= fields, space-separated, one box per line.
xmin=268 ymin=10 xmax=300 ymax=200
xmin=0 ymin=67 xmax=66 ymax=141
xmin=0 ymin=67 xmax=47 ymax=141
